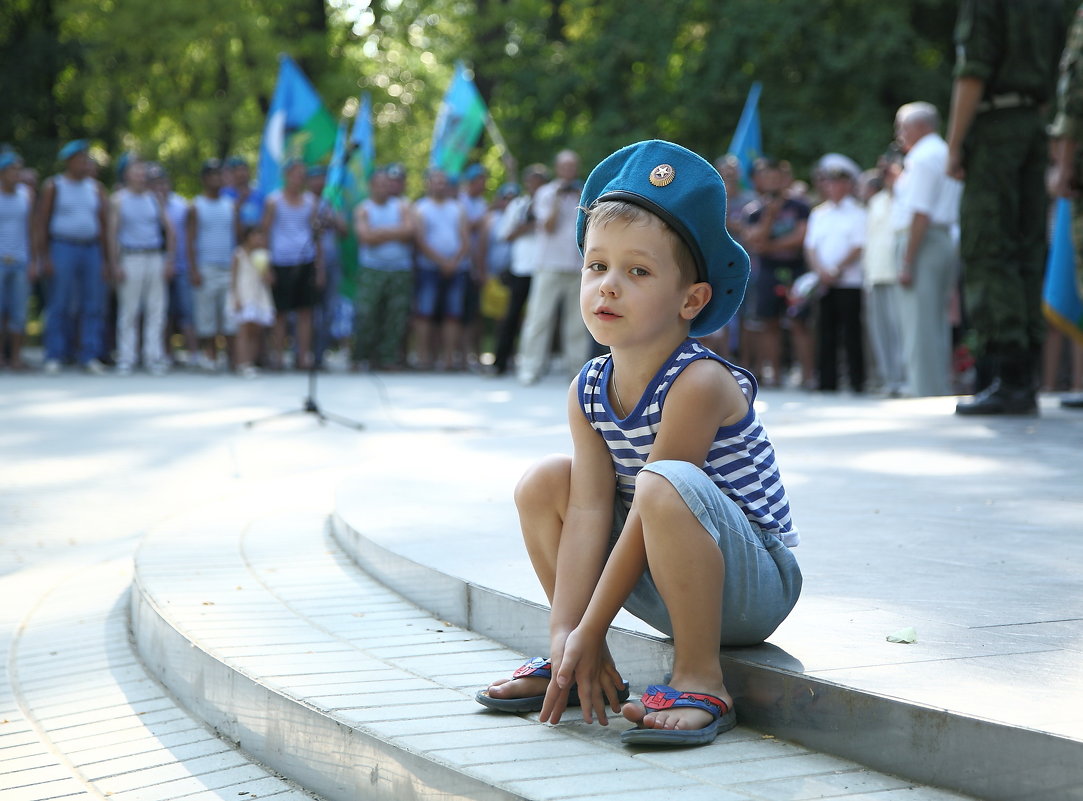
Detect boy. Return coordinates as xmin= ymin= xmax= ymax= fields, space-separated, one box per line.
xmin=476 ymin=140 xmax=802 ymax=747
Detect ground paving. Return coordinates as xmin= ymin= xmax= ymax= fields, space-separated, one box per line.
xmin=1 ymin=365 xmax=1081 ymax=800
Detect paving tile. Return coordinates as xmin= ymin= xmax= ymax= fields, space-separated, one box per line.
xmin=0 ymin=763 xmax=78 ymax=789
xmin=826 ymin=789 xmax=973 ymax=801
xmin=631 ymin=734 xmax=807 ymax=770
xmin=394 ymin=722 xmax=565 ymax=751
xmin=267 ymin=668 xmax=405 ymax=690
xmin=686 ymin=753 xmax=860 ymax=786
xmin=35 ymin=698 xmax=176 ymax=728
xmin=92 ymin=750 xmax=250 ymax=794
xmin=306 ymin=686 xmax=464 ymax=710
xmin=504 ymin=766 xmax=673 ymax=799
xmin=172 ymin=775 xmax=302 ymax=800
xmin=80 ymin=739 xmax=233 ymax=781
xmin=428 ymin=736 xmax=600 ymax=768
xmin=372 ymin=711 xmax=536 ymax=737
xmin=207 ymin=642 xmax=349 ymax=657
xmin=62 ymin=718 xmax=204 ymax=753
xmin=732 ymin=769 xmax=913 ymax=800
xmin=104 ymin=763 xmax=271 ymax=801
xmin=68 ymin=728 xmax=215 ymax=766
xmin=47 ymin=710 xmax=191 ymax=744
xmin=0 ymin=752 xmax=61 ymax=774
xmin=0 ymin=777 xmax=91 ymax=801
xmin=583 ymin=785 xmax=753 ymax=801
xmin=335 ymin=698 xmax=478 ymax=724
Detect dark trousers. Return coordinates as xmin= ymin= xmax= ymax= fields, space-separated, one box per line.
xmin=959 ymin=108 xmax=1047 ymax=357
xmin=817 ymin=286 xmax=865 ymax=392
xmin=493 ymin=273 xmax=532 ymax=374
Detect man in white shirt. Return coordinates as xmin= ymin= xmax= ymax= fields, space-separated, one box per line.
xmin=515 ymin=150 xmax=592 ymax=384
xmin=892 ymin=102 xmax=962 ymax=397
xmin=805 ymin=154 xmax=867 ymax=393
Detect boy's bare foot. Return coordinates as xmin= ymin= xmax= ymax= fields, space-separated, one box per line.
xmin=622 ymin=673 xmax=733 ymax=732
xmin=476 ymin=657 xmax=566 ymax=712
xmin=483 ymin=674 xmax=551 ymax=701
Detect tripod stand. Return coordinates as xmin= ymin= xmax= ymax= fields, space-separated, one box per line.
xmin=245 ymin=361 xmax=365 ymax=431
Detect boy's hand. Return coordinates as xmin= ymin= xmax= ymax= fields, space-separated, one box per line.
xmin=539 ymin=626 xmax=623 ymax=726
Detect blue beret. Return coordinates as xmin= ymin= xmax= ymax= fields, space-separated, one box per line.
xmin=58 ymin=139 xmax=90 ymax=161
xmin=0 ymin=151 xmax=20 ymax=170
xmin=577 ymin=140 xmax=750 ymax=337
xmin=463 ymin=163 xmax=487 ymax=180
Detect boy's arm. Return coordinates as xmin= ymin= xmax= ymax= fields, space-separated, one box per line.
xmin=549 ymin=379 xmax=617 ymax=640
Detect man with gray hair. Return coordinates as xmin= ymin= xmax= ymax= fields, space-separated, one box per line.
xmin=891 ymin=101 xmax=961 ymax=397
xmin=516 ymin=149 xmax=591 ymax=384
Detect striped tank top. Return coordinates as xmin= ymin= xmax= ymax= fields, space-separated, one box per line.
xmin=578 ymin=339 xmax=798 ymax=547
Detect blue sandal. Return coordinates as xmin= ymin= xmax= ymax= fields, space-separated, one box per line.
xmin=621 ymin=684 xmax=736 ymax=746
xmin=475 ymin=657 xmax=629 ymax=713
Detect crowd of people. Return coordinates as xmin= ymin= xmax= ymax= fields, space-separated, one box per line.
xmin=0 ymin=109 xmax=1080 ymax=400
xmin=711 ymin=100 xmax=972 ymax=399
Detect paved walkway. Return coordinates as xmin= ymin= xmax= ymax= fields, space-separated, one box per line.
xmin=1 ymin=366 xmax=1081 ymax=800
xmin=341 ymin=382 xmax=1083 ymax=742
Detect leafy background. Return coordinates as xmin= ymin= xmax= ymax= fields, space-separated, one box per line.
xmin=2 ymin=0 xmax=970 ymax=195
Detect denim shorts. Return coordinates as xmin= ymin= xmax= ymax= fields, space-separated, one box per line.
xmin=169 ymin=272 xmax=194 ymax=328
xmin=414 ymin=264 xmax=470 ymax=319
xmin=0 ymin=259 xmax=30 ymax=332
xmin=609 ymin=459 xmax=802 ymax=646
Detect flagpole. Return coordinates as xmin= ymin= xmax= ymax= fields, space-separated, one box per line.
xmin=485 ymin=114 xmax=516 ymax=174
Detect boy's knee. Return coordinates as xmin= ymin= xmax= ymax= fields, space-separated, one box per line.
xmin=513 ymin=454 xmax=571 ymax=512
xmin=634 ymin=463 xmax=687 ymax=510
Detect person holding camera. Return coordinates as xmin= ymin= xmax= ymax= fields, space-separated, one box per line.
xmin=744 ymin=159 xmax=813 ymax=389
xmin=516 ymin=150 xmax=592 ymax=384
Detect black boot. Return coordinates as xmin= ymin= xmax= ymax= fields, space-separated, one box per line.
xmin=955 ymin=347 xmax=1037 ymax=416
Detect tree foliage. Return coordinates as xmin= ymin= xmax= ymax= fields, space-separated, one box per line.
xmin=1 ymin=0 xmax=968 ymax=193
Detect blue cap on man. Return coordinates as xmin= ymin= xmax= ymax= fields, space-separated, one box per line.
xmin=576 ymin=139 xmax=750 ymax=337
xmin=58 ymin=139 xmax=90 ymax=162
xmin=0 ymin=151 xmax=21 ymax=170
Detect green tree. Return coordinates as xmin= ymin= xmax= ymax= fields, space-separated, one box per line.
xmin=4 ymin=0 xmax=968 ymax=192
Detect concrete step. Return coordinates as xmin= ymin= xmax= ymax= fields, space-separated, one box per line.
xmin=130 ymin=496 xmax=974 ymax=801
xmin=331 ymin=469 xmax=1083 ymax=801
xmin=0 ymin=555 xmax=318 ymax=801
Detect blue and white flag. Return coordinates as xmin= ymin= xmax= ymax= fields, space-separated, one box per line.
xmin=1043 ymin=197 xmax=1083 ymax=343
xmin=429 ymin=62 xmax=487 ymax=178
xmin=727 ymin=82 xmax=762 ymax=188
xmin=258 ymin=55 xmax=336 ymax=196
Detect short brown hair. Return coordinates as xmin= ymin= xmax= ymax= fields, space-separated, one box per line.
xmin=583 ymin=200 xmax=699 ymax=286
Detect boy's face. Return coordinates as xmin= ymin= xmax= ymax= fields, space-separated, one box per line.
xmin=580 ymin=215 xmax=708 ymax=350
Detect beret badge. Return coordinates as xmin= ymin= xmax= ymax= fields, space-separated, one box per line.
xmin=649 ymin=164 xmax=675 ymax=187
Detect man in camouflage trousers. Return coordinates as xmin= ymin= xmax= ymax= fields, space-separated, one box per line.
xmin=1050 ymin=3 xmax=1083 ymax=410
xmin=947 ymin=0 xmax=1066 ymax=415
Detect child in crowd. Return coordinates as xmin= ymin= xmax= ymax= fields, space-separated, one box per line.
xmin=230 ymin=225 xmax=274 ymax=378
xmin=476 ymin=140 xmax=802 ymax=747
